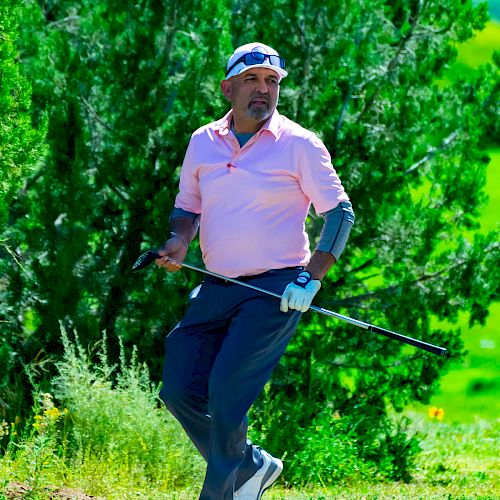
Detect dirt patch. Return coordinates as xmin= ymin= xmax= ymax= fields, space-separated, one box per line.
xmin=4 ymin=482 xmax=106 ymax=499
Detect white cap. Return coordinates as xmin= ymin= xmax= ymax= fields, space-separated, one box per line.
xmin=224 ymin=42 xmax=288 ymax=80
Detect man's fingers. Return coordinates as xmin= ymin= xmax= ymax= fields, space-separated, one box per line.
xmin=155 ymin=256 xmax=182 ymax=271
xmin=299 ymin=300 xmax=310 ymax=313
xmin=280 ymin=289 xmax=290 ymax=313
xmin=289 ymin=295 xmax=306 ymax=312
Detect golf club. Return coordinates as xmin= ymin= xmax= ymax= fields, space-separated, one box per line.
xmin=132 ymin=250 xmax=447 ymax=357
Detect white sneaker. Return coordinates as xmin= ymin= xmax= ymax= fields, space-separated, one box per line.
xmin=234 ymin=449 xmax=283 ymax=499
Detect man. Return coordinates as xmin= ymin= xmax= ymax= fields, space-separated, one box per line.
xmin=156 ymin=42 xmax=355 ymax=499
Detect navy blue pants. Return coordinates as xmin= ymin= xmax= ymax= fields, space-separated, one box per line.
xmin=159 ymin=268 xmax=302 ymax=500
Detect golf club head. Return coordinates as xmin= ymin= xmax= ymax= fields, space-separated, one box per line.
xmin=132 ymin=250 xmax=160 ymax=272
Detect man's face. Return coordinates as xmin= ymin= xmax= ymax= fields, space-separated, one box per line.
xmin=221 ymin=67 xmax=280 ymax=124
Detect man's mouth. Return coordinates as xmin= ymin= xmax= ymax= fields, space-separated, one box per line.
xmin=250 ymin=97 xmax=268 ymax=107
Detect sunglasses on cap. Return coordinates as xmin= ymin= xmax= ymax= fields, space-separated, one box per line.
xmin=225 ymin=52 xmax=286 ymax=77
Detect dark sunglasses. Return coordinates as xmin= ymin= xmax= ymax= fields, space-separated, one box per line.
xmin=225 ymin=52 xmax=286 ymax=77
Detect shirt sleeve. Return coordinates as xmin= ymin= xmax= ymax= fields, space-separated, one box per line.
xmin=296 ymin=134 xmax=349 ymax=214
xmin=173 ymin=136 xmax=202 ymax=214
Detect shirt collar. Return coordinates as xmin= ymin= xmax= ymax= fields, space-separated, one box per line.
xmin=215 ymin=109 xmax=280 ymax=138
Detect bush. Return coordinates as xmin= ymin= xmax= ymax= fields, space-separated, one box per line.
xmin=250 ymin=388 xmax=421 ymax=487
xmin=0 ymin=327 xmax=204 ymax=497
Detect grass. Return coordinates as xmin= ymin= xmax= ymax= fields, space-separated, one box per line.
xmin=409 ymin=300 xmax=500 ymax=424
xmin=409 ymin=148 xmax=500 ymax=424
xmin=444 ymin=20 xmax=500 ymax=83
xmin=0 ymin=329 xmax=205 ymax=500
xmin=0 ymin=328 xmax=498 ymax=499
xmin=455 ymin=21 xmax=500 ymax=68
xmin=270 ymin=420 xmax=499 ymax=498
xmin=481 ymin=149 xmax=500 ymax=233
xmin=2 ymin=418 xmax=497 ymax=499
xmin=436 ymin=20 xmax=499 ymax=88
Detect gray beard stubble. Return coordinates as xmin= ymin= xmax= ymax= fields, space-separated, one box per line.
xmin=247 ymin=105 xmax=271 ymax=121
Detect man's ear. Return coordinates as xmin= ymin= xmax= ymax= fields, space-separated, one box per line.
xmin=220 ymin=79 xmax=232 ymax=101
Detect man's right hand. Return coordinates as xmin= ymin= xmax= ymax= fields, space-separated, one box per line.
xmin=155 ymin=233 xmax=189 ymax=272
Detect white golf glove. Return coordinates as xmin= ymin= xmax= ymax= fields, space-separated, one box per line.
xmin=280 ymin=272 xmax=321 ymax=313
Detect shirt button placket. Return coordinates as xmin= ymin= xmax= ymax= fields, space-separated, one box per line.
xmin=227 ymin=138 xmax=239 ymax=172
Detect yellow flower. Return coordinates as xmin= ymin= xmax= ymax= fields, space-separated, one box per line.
xmin=428 ymin=406 xmax=445 ymax=420
xmin=33 ymin=421 xmax=46 ymax=431
xmin=44 ymin=407 xmax=61 ymax=420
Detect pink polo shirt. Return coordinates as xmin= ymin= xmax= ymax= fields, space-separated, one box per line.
xmin=174 ymin=109 xmax=350 ymax=278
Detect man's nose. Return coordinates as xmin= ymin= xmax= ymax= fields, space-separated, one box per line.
xmin=255 ymin=77 xmax=269 ymax=93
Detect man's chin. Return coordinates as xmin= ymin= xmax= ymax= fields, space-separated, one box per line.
xmin=247 ymin=107 xmax=272 ymax=121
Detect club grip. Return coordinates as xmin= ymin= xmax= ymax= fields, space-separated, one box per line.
xmin=132 ymin=250 xmax=160 ymax=272
xmin=368 ymin=324 xmax=447 ymax=356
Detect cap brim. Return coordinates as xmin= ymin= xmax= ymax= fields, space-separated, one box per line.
xmin=225 ymin=63 xmax=288 ymax=81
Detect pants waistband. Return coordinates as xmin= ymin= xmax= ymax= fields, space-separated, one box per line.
xmin=237 ymin=266 xmax=304 ymax=281
xmin=204 ymin=266 xmax=304 ymax=284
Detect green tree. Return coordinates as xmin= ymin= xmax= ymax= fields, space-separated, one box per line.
xmin=1 ymin=0 xmax=231 ymax=425
xmin=0 ymin=0 xmax=45 ymax=227
xmin=0 ymin=0 xmax=46 ymax=424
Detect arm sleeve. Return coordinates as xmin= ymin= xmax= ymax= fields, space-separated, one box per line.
xmin=316 ymin=201 xmax=355 ymax=261
xmin=169 ymin=207 xmax=200 ymax=231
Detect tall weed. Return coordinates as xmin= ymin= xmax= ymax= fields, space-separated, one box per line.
xmin=0 ymin=327 xmax=203 ymax=497
xmin=53 ymin=327 xmax=203 ymax=489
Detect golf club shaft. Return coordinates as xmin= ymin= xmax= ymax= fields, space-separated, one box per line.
xmin=181 ymin=262 xmax=447 ymax=357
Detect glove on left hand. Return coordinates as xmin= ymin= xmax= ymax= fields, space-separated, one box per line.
xmin=280 ymin=272 xmax=321 ymax=313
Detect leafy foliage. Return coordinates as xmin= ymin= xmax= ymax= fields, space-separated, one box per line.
xmin=1 ymin=0 xmax=499 ymax=485
xmin=0 ymin=328 xmax=203 ymax=496
xmin=0 ymin=0 xmax=46 ymax=228
xmin=0 ymin=0 xmax=47 ymax=432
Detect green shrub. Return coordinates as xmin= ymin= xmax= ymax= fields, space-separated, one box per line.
xmin=0 ymin=327 xmax=204 ymax=497
xmin=287 ymin=413 xmax=369 ymax=486
xmin=250 ymin=389 xmax=421 ymax=487
xmin=53 ymin=327 xmax=204 ymax=489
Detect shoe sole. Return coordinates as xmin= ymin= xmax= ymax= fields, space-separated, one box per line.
xmin=258 ymin=458 xmax=283 ymax=499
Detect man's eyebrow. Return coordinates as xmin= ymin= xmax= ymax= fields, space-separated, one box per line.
xmin=244 ymin=72 xmax=279 ymax=79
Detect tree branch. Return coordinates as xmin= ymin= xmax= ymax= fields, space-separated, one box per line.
xmin=357 ymin=0 xmax=428 ymax=122
xmin=330 ymin=257 xmax=378 ymax=288
xmin=48 ymin=15 xmax=81 ymax=28
xmin=325 ymin=353 xmax=423 ymax=369
xmin=329 ymin=241 xmax=500 ymax=307
xmin=332 ymin=84 xmax=351 ymax=154
xmin=405 ymin=130 xmax=459 ymax=174
xmin=79 ymin=96 xmax=116 ymax=134
xmin=414 ymin=19 xmax=454 ymax=37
